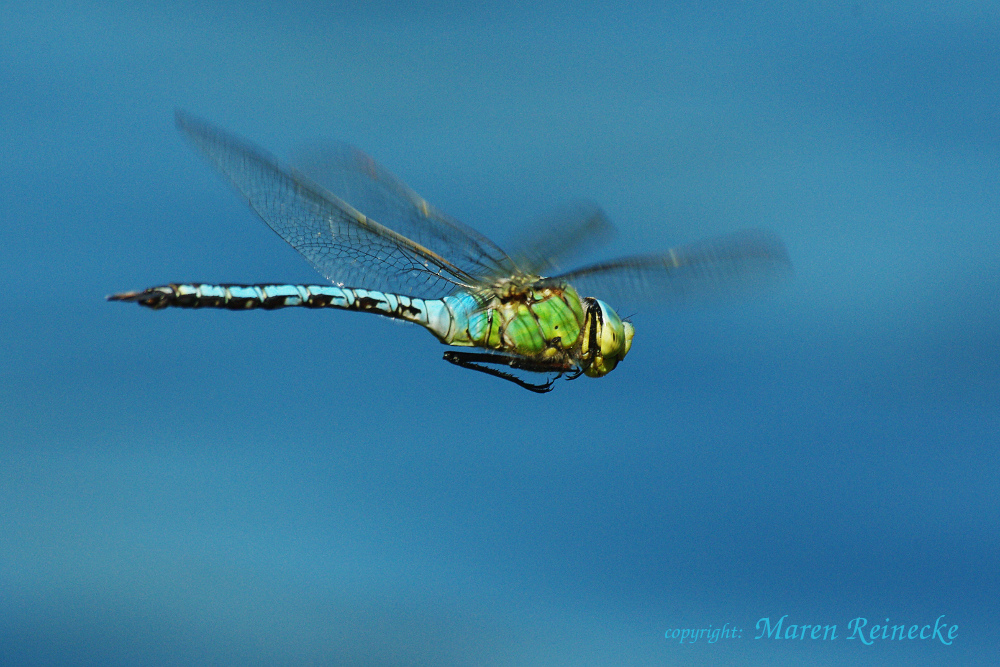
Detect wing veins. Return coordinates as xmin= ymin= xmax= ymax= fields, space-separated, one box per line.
xmin=176 ymin=111 xmax=489 ymax=297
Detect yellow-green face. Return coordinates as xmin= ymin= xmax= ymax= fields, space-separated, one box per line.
xmin=583 ymin=299 xmax=635 ymax=377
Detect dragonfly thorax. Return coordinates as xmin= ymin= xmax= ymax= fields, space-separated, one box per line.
xmin=462 ymin=281 xmax=634 ymax=379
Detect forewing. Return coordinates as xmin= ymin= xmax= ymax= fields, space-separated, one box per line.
xmin=176 ymin=111 xmax=498 ymax=298
xmin=553 ymin=229 xmax=792 ymax=309
xmin=291 ymin=143 xmax=516 ymax=281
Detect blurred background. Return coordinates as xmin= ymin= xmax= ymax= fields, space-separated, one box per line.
xmin=2 ymin=1 xmax=997 ymax=664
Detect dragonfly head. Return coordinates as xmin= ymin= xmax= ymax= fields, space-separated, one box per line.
xmin=581 ymin=298 xmax=635 ymax=377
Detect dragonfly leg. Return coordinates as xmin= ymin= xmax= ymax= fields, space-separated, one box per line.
xmin=442 ymin=350 xmax=572 ymax=393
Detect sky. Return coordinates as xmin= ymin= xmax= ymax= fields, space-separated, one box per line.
xmin=2 ymin=1 xmax=998 ymax=664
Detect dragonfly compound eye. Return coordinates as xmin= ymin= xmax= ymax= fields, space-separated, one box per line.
xmin=584 ymin=299 xmax=633 ymax=377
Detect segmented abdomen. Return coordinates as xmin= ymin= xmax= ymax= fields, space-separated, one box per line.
xmin=111 ymin=283 xmax=303 ymax=309
xmin=108 ymin=283 xmax=460 ymax=337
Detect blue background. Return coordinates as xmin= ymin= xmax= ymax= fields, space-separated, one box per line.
xmin=2 ymin=2 xmax=998 ymax=664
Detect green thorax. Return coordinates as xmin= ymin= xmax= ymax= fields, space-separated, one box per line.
xmin=443 ymin=282 xmax=586 ymax=356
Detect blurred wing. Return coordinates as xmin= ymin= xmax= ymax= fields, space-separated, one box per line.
xmin=505 ymin=200 xmax=616 ymax=275
xmin=553 ymin=229 xmax=792 ymax=308
xmin=176 ymin=111 xmax=510 ymax=298
xmin=291 ymin=142 xmax=517 ymax=281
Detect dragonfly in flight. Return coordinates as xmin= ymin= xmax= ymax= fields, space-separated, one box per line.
xmin=110 ymin=111 xmax=790 ymax=392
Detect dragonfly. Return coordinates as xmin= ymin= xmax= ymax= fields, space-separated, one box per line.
xmin=110 ymin=111 xmax=791 ymax=393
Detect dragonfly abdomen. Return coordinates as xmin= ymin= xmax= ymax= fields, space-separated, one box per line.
xmin=108 ymin=283 xmax=456 ymax=334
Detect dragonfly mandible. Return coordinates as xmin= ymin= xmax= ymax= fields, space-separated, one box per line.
xmin=110 ymin=111 xmax=791 ymax=392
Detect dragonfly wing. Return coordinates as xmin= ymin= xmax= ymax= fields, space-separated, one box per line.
xmin=552 ymin=229 xmax=792 ymax=309
xmin=505 ymin=200 xmax=616 ymax=276
xmin=176 ymin=111 xmax=504 ymax=298
xmin=291 ymin=142 xmax=517 ymax=281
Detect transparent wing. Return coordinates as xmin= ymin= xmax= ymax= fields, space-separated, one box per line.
xmin=504 ymin=200 xmax=616 ymax=276
xmin=291 ymin=142 xmax=517 ymax=280
xmin=176 ymin=111 xmax=514 ymax=298
xmin=552 ymin=229 xmax=792 ymax=308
